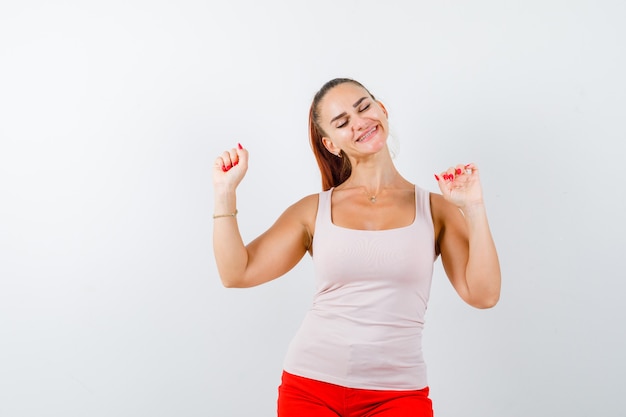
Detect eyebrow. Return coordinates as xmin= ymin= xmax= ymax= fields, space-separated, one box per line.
xmin=329 ymin=96 xmax=369 ymax=124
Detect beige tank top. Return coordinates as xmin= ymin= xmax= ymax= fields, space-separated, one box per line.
xmin=283 ymin=185 xmax=436 ymax=390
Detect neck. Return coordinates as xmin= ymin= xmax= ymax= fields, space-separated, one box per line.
xmin=349 ymin=171 xmax=399 ymax=194
xmin=343 ymin=167 xmax=404 ymax=205
xmin=339 ymin=145 xmax=412 ymax=203
xmin=344 ymin=151 xmax=400 ymax=194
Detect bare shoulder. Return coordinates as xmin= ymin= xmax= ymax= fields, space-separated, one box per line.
xmin=429 ymin=191 xmax=465 ymax=250
xmin=282 ymin=192 xmax=319 ymax=231
xmin=287 ymin=193 xmax=319 ymax=214
xmin=274 ymin=193 xmax=318 ymax=253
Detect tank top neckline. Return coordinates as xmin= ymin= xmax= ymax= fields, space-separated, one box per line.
xmin=325 ymin=185 xmax=420 ymax=232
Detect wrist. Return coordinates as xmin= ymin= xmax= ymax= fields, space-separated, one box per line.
xmin=213 ymin=209 xmax=238 ymax=219
xmin=214 ymin=183 xmax=237 ymax=195
xmin=459 ymin=201 xmax=486 ymax=217
xmin=214 ymin=187 xmax=237 ymax=213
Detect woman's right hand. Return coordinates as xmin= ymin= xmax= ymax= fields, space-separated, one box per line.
xmin=213 ymin=143 xmax=248 ymax=190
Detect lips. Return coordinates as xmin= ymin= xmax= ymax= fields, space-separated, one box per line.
xmin=356 ymin=126 xmax=378 ymax=142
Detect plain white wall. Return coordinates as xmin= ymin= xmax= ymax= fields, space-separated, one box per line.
xmin=1 ymin=1 xmax=625 ymax=416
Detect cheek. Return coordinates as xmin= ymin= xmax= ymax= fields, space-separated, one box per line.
xmin=334 ymin=130 xmax=353 ymax=145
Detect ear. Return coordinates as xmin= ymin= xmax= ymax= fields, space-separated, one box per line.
xmin=377 ymin=100 xmax=389 ymax=118
xmin=322 ymin=137 xmax=341 ymax=157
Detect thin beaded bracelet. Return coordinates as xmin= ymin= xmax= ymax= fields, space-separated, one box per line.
xmin=213 ymin=209 xmax=238 ymax=219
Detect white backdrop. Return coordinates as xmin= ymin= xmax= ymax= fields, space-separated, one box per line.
xmin=1 ymin=1 xmax=625 ymax=416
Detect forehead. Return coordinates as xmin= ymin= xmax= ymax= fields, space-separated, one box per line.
xmin=318 ymin=83 xmax=371 ymax=118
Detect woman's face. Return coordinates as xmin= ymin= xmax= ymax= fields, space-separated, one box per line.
xmin=318 ymin=82 xmax=389 ymax=158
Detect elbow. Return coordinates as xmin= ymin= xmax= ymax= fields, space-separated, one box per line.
xmin=221 ymin=278 xmax=245 ymax=289
xmin=220 ymin=273 xmax=256 ymax=288
xmin=465 ymin=270 xmax=501 ymax=309
xmin=475 ymin=298 xmax=499 ymax=309
xmin=470 ymin=293 xmax=500 ymax=309
xmin=219 ymin=273 xmax=243 ymax=288
xmin=216 ymin=266 xmax=249 ymax=288
xmin=221 ymin=280 xmax=236 ymax=289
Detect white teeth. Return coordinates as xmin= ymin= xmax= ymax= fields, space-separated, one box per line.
xmin=357 ymin=127 xmax=376 ymax=142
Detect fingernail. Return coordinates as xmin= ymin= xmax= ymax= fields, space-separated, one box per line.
xmin=233 ymin=160 xmax=239 ymax=166
xmin=455 ymin=168 xmax=462 ymax=175
xmin=222 ymin=166 xmax=228 ymax=172
xmin=238 ymin=143 xmax=243 ymax=149
xmin=434 ymin=174 xmax=440 ymax=181
xmin=464 ymin=164 xmax=472 ymax=168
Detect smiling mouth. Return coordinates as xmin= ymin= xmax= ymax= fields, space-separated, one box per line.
xmin=356 ymin=126 xmax=377 ymax=142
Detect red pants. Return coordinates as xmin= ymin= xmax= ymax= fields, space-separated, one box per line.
xmin=277 ymin=371 xmax=433 ymax=417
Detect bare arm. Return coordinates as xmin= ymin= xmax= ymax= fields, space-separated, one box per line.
xmin=433 ymin=164 xmax=501 ymax=309
xmin=212 ymin=145 xmax=314 ymax=288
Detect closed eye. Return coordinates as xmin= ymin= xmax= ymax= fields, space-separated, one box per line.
xmin=336 ymin=118 xmax=348 ymax=128
xmin=358 ymin=103 xmax=371 ymax=112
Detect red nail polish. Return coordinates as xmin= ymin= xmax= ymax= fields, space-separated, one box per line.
xmin=464 ymin=164 xmax=472 ymax=168
xmin=233 ymin=160 xmax=238 ymax=166
xmin=434 ymin=174 xmax=440 ymax=181
xmin=455 ymin=168 xmax=462 ymax=175
xmin=238 ymin=143 xmax=243 ymax=149
xmin=222 ymin=166 xmax=228 ymax=172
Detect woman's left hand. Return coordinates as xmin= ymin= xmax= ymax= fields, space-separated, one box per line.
xmin=435 ymin=163 xmax=484 ymax=209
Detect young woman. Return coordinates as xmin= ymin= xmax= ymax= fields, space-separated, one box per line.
xmin=212 ymin=78 xmax=501 ymax=416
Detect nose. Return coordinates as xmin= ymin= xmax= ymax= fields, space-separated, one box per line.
xmin=352 ymin=113 xmax=368 ymax=131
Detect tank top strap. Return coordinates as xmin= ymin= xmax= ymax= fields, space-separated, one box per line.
xmin=315 ymin=188 xmax=333 ymax=232
xmin=414 ymin=185 xmax=432 ymax=224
